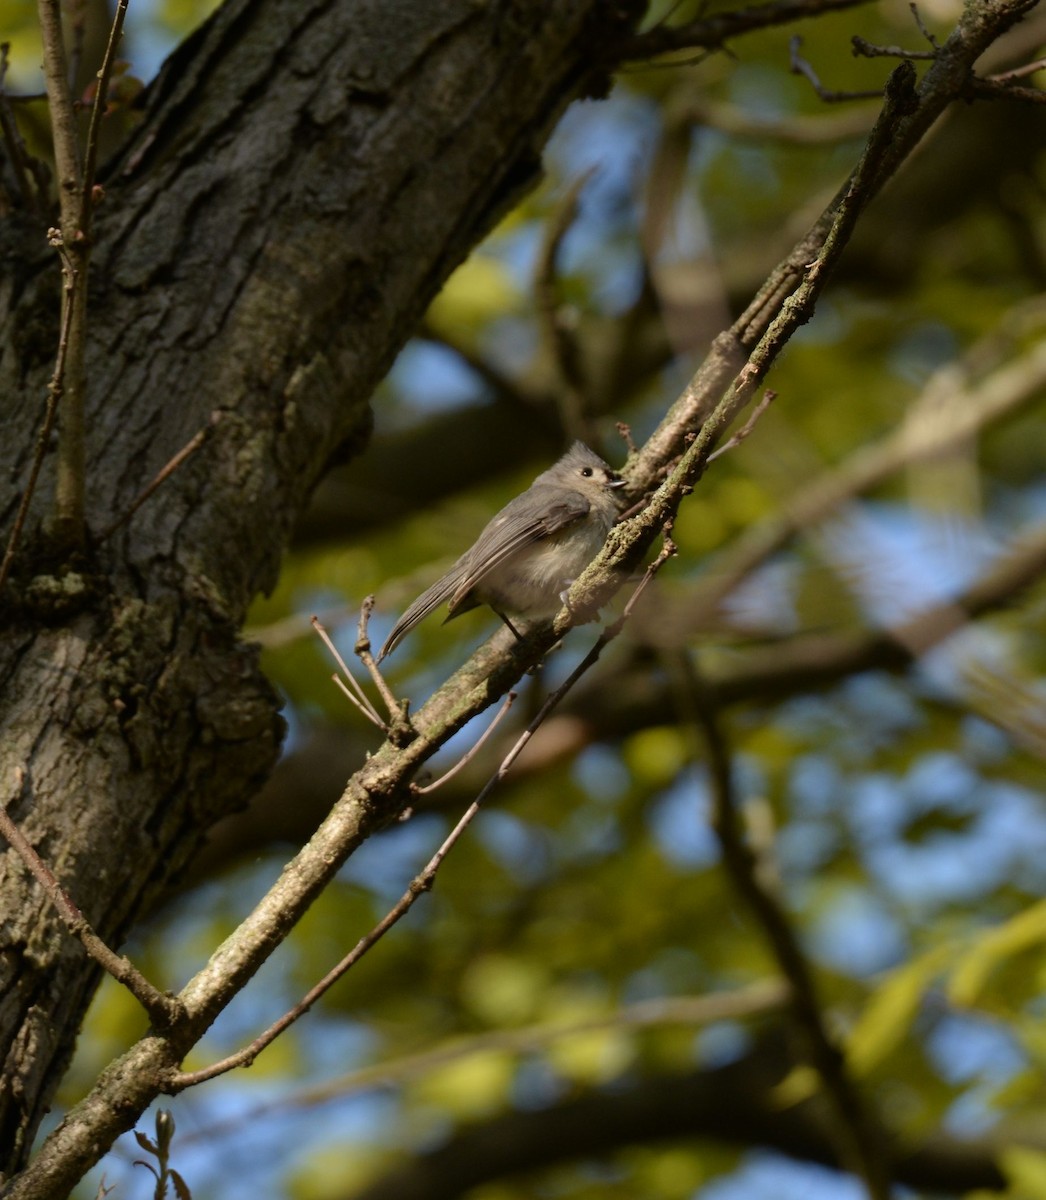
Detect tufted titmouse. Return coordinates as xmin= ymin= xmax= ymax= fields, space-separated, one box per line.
xmin=378 ymin=442 xmax=626 ymax=660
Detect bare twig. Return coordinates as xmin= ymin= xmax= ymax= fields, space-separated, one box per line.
xmin=80 ymin=0 xmax=128 ymax=218
xmin=988 ymin=56 xmax=1046 ymax=83
xmin=413 ymin=689 xmax=517 ymax=794
xmin=355 ymin=596 xmax=410 ymax=730
xmin=0 ymin=257 xmax=78 ymax=594
xmin=180 ymin=979 xmax=790 ymax=1141
xmin=37 ymin=0 xmax=88 ymax=548
xmin=34 ymin=0 xmax=128 ymax=552
xmin=707 ymin=390 xmax=776 ymax=462
xmin=851 ymin=35 xmax=936 ymax=61
xmin=672 ymin=658 xmax=890 ymax=1199
xmin=169 ymin=778 xmax=493 ymax=1090
xmin=791 ymin=36 xmax=885 ymax=101
xmin=616 ymin=421 xmax=637 ymax=456
xmin=966 ymin=76 xmax=1046 ymax=104
xmin=98 ymin=418 xmax=216 ymax=543
xmin=331 ymin=673 xmax=386 ymax=730
xmin=312 ymin=615 xmax=386 ymax=729
xmin=909 ymin=2 xmax=941 ymax=50
xmin=35 ymin=1 xmax=81 ymax=199
xmin=0 ymin=772 xmax=182 ymax=1029
xmin=852 ymin=20 xmax=1046 ymax=102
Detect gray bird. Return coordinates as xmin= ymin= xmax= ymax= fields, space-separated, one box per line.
xmin=378 ymin=442 xmax=626 ymax=661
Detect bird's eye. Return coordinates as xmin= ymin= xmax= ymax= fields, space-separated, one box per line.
xmin=580 ymin=467 xmax=593 ymax=477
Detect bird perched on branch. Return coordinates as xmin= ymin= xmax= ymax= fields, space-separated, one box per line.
xmin=378 ymin=442 xmax=626 ymax=661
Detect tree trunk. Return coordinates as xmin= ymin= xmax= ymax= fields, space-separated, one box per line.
xmin=0 ymin=0 xmax=644 ymax=1181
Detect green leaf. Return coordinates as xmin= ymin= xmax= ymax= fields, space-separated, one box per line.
xmin=847 ymin=944 xmax=954 ymax=1078
xmin=948 ymin=900 xmax=1046 ymax=1008
xmin=999 ymin=1146 xmax=1046 ymax=1199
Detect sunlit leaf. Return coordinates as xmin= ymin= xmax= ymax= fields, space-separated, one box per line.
xmin=948 ymin=900 xmax=1046 ymax=1009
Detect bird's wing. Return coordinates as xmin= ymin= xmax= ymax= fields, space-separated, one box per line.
xmin=447 ymin=487 xmax=590 ymax=612
xmin=377 ymin=559 xmax=470 ymax=661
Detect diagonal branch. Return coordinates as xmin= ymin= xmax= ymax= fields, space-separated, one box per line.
xmin=167 ymin=534 xmax=675 ymax=1092
xmin=0 ymin=774 xmax=182 ymax=1029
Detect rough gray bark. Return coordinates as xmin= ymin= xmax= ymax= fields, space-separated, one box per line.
xmin=0 ymin=0 xmax=643 ymax=1185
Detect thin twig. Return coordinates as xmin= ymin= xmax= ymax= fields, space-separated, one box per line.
xmin=66 ymin=0 xmax=87 ymax=98
xmin=413 ymin=690 xmax=517 ymax=795
xmin=312 ymin=614 xmax=386 ymax=730
xmin=851 ymin=35 xmax=935 ymax=61
xmin=673 ymin=657 xmax=890 ymax=1200
xmin=0 ymin=772 xmax=183 ymax=1029
xmin=0 ymin=262 xmax=78 ymax=594
xmin=169 ymin=787 xmax=491 ymax=1089
xmin=34 ymin=0 xmax=127 ymax=551
xmin=98 ymin=418 xmax=216 ymax=543
xmin=179 ymin=979 xmax=790 ymax=1142
xmin=355 ymin=596 xmax=411 ymax=732
xmin=707 ymin=390 xmax=776 ymax=462
xmin=791 ymin=36 xmax=885 ymax=102
xmin=988 ymin=56 xmax=1046 ymax=84
xmin=331 ymin=674 xmax=386 ymax=730
xmin=909 ymin=2 xmax=940 ymax=50
xmin=849 ymin=4 xmax=945 ymax=63
xmin=966 ymin=77 xmax=1046 ymax=104
xmin=37 ymin=0 xmax=88 ymax=548
xmin=80 ymin=0 xmax=128 ymax=219
xmin=616 ymin=421 xmax=637 ymax=456
xmin=36 ymin=1 xmax=81 ymax=198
